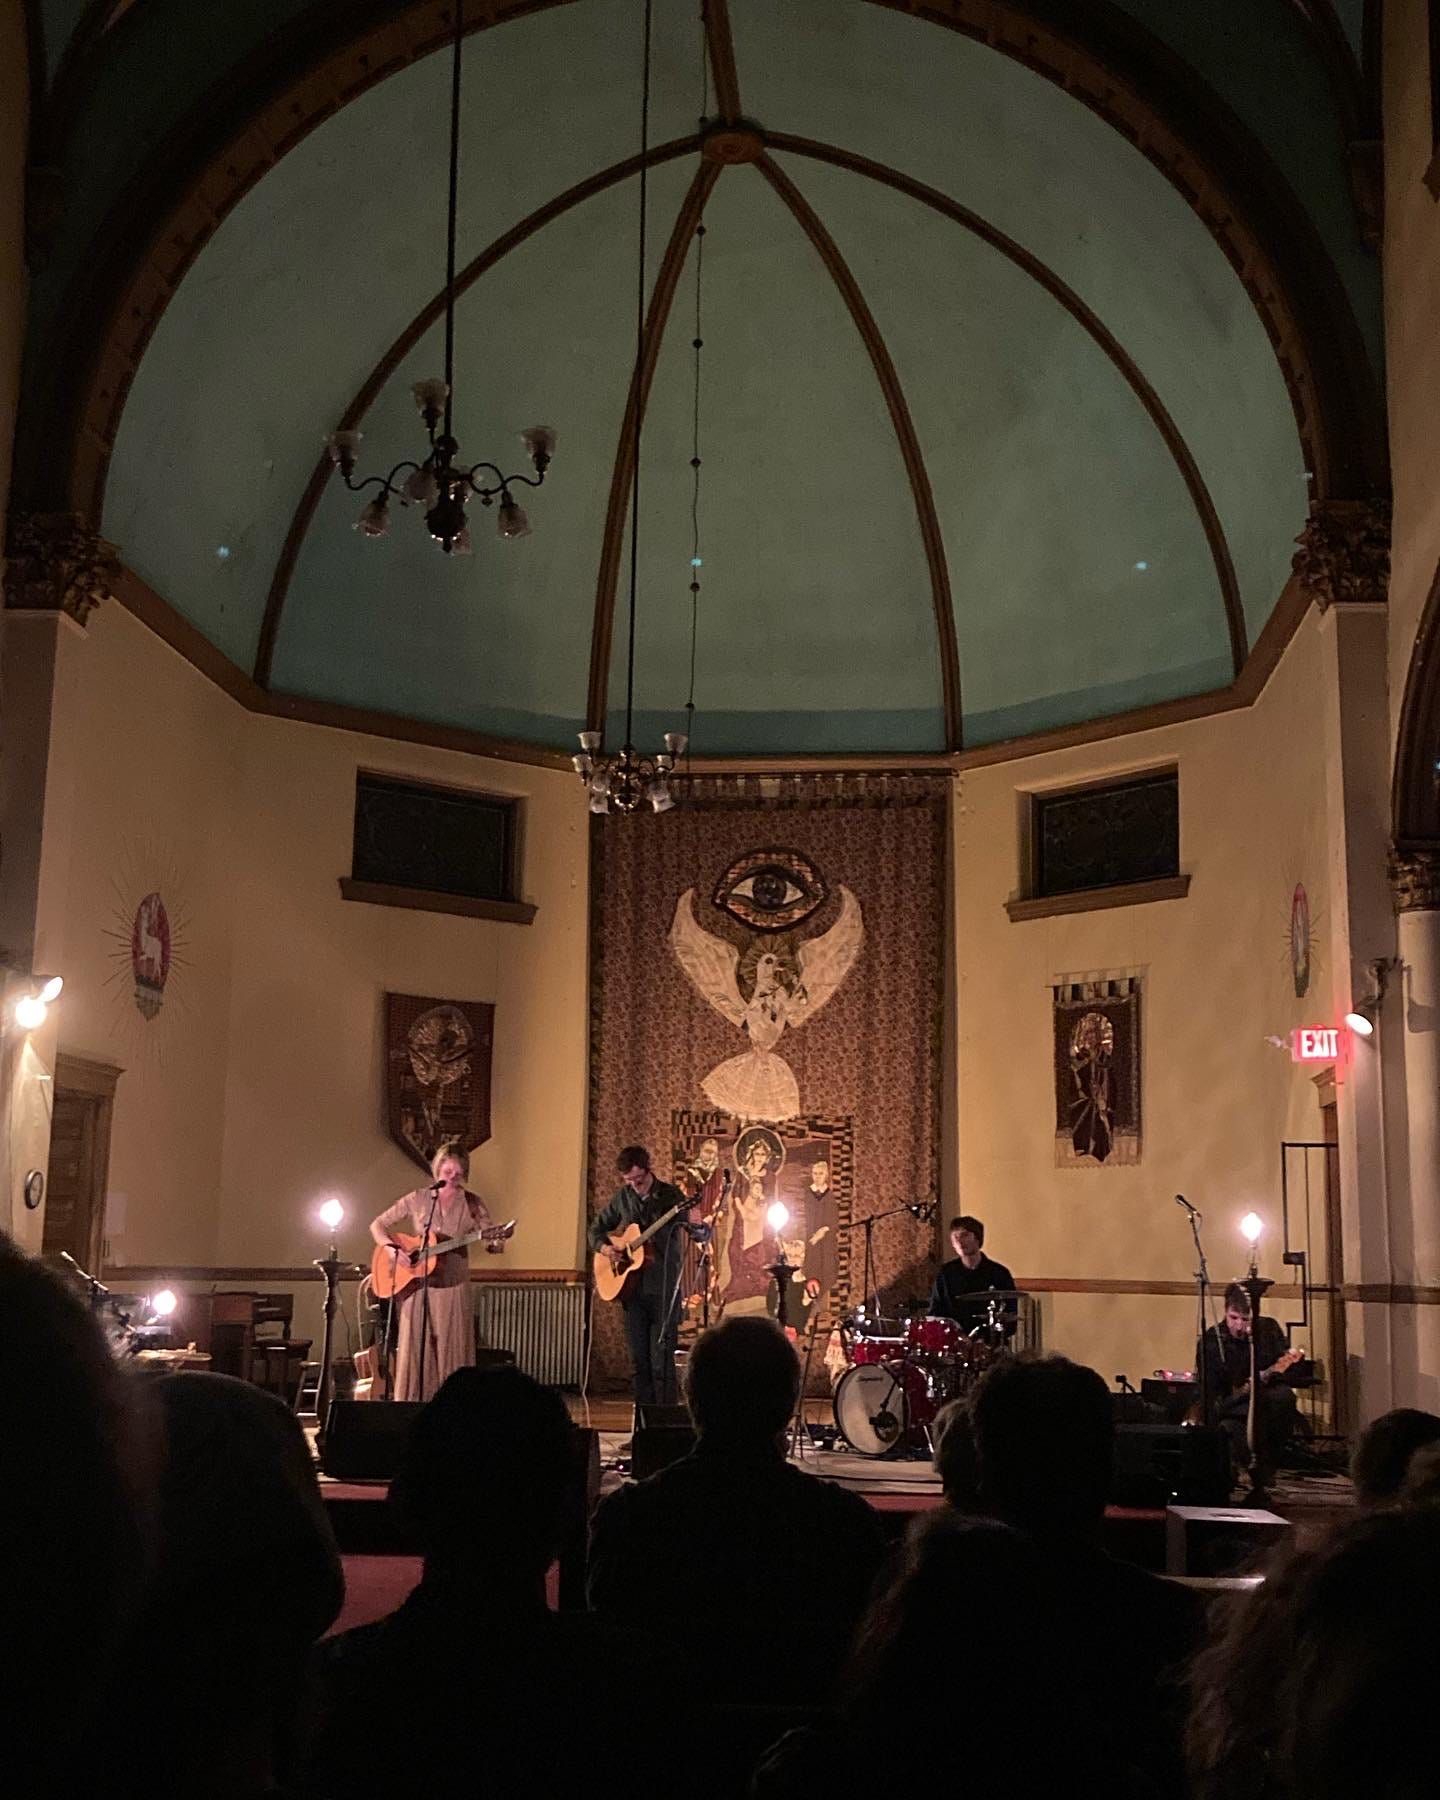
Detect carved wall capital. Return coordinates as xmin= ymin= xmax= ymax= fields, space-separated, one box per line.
xmin=2 ymin=512 xmax=118 ymax=626
xmin=1292 ymin=498 xmax=1391 ymax=611
xmin=1388 ymin=844 xmax=1440 ymax=913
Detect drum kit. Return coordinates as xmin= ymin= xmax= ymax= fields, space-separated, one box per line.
xmin=831 ymin=1304 xmax=1008 ymax=1457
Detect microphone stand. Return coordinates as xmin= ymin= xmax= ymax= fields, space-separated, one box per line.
xmin=415 ymin=1180 xmax=443 ymax=1406
xmin=1186 ymin=1205 xmax=1213 ymax=1433
xmin=852 ymin=1199 xmax=933 ymax=1322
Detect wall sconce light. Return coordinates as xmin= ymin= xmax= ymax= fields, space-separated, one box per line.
xmin=13 ymin=974 xmax=63 ymax=1031
xmin=1345 ymin=956 xmax=1398 ymax=1040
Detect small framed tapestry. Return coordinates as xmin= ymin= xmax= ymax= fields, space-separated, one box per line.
xmin=1053 ymin=975 xmax=1141 ymax=1167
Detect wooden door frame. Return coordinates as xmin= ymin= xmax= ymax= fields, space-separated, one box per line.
xmin=49 ymin=1052 xmax=123 ymax=1272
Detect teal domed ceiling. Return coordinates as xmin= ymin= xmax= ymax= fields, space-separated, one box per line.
xmin=87 ymin=0 xmax=1373 ymax=757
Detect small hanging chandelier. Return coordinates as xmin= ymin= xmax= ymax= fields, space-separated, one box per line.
xmin=325 ymin=6 xmax=555 ymax=554
xmin=575 ymin=0 xmax=688 ymax=816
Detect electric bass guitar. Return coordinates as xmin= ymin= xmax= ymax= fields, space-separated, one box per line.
xmin=593 ymin=1192 xmax=697 ymax=1303
xmin=370 ymin=1220 xmax=516 ymax=1300
xmin=1234 ymin=1345 xmax=1304 ymax=1400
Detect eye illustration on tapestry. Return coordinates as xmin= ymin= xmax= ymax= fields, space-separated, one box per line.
xmin=1053 ymin=975 xmax=1141 ymax=1167
xmin=671 ymin=849 xmax=864 ymax=1122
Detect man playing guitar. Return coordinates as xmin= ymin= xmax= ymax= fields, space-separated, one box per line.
xmin=589 ymin=1145 xmax=709 ymax=1409
xmin=1197 ymin=1282 xmax=1303 ymax=1490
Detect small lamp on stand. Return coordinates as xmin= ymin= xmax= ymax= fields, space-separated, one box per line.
xmin=765 ymin=1202 xmax=795 ymax=1334
xmin=314 ymin=1199 xmax=360 ymax=1444
xmin=1239 ymin=1211 xmax=1272 ymax=1501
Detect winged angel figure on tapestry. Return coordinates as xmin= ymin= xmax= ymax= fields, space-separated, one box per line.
xmin=670 ymin=886 xmax=864 ymax=1122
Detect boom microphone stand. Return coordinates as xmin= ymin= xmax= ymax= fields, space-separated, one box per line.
xmin=854 ymin=1199 xmax=936 ymax=1321
xmin=1177 ymin=1196 xmax=1213 ymax=1433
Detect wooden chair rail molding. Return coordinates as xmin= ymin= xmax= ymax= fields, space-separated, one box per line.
xmin=101 ymin=1265 xmax=587 ymax=1285
xmin=97 ymin=1268 xmax=1440 ymax=1304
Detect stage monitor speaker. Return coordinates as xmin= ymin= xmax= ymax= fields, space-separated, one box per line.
xmin=636 ymin=1403 xmax=691 ymax=1431
xmin=320 ymin=1400 xmax=422 ymax=1481
xmin=1111 ymin=1422 xmax=1231 ymax=1508
xmin=632 ymin=1413 xmax=696 ymax=1481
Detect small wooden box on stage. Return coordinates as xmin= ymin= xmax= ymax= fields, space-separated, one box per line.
xmin=1165 ymin=1503 xmax=1289 ymax=1577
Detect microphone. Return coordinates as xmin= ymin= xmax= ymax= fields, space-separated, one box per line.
xmin=429 ymin=1180 xmax=445 ymax=1194
xmin=1174 ymin=1193 xmax=1201 ymax=1220
xmin=906 ymin=1200 xmax=936 ymax=1222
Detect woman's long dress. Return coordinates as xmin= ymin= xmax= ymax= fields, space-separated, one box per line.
xmin=370 ymin=1186 xmax=490 ymax=1401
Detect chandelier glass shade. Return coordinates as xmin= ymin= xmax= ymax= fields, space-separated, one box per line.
xmin=325 ymin=7 xmax=554 ymax=556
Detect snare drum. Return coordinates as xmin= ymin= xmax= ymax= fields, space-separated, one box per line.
xmin=906 ymin=1315 xmax=964 ymax=1359
xmin=834 ymin=1358 xmax=933 ymax=1456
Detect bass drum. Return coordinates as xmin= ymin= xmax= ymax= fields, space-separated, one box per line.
xmin=834 ymin=1359 xmax=931 ymax=1457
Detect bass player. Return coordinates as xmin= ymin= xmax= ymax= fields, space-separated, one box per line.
xmin=590 ymin=1145 xmax=710 ymax=1409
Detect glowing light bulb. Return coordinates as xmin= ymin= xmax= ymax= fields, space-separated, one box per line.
xmin=151 ymin=1289 xmax=178 ymax=1318
xmin=319 ymin=1198 xmax=345 ymax=1232
xmin=14 ymin=995 xmax=47 ymax=1030
xmin=767 ymin=1201 xmax=790 ymax=1235
xmin=1239 ymin=1212 xmax=1264 ymax=1246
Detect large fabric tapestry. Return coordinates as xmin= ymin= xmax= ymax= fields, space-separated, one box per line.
xmin=588 ymin=776 xmax=946 ymax=1387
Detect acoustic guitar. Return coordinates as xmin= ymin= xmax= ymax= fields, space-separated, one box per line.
xmin=593 ymin=1191 xmax=698 ymax=1304
xmin=371 ymin=1220 xmax=516 ymax=1300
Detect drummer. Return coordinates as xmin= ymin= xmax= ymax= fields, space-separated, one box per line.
xmin=928 ymin=1215 xmax=1017 ymax=1340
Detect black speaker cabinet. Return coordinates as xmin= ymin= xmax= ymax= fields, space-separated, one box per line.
xmin=1111 ymin=1422 xmax=1231 ymax=1508
xmin=320 ymin=1399 xmax=422 ymax=1481
xmin=632 ymin=1419 xmax=696 ymax=1481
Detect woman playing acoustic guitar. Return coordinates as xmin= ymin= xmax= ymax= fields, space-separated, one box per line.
xmin=370 ymin=1144 xmax=497 ymax=1402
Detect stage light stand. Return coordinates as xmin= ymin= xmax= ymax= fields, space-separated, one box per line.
xmin=314 ymin=1201 xmax=361 ymax=1442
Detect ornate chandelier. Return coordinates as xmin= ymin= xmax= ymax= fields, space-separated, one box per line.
xmin=575 ymin=0 xmax=690 ymax=816
xmin=325 ymin=8 xmax=554 ymax=554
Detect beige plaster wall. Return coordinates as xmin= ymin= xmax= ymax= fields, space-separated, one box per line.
xmin=40 ymin=603 xmax=590 ymax=1342
xmin=1384 ymin=1 xmax=1440 ymax=717
xmin=953 ymin=611 xmax=1340 ymax=1389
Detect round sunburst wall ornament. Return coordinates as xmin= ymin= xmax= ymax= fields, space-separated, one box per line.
xmin=103 ymin=839 xmax=192 ymax=1065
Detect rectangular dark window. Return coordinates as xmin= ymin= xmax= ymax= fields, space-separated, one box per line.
xmin=1032 ymin=770 xmax=1178 ymax=899
xmin=1432 ymin=3 xmax=1440 ymax=154
xmin=351 ymin=773 xmax=518 ymax=903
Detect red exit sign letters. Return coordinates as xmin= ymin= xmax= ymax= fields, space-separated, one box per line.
xmin=1291 ymin=1026 xmax=1340 ymax=1062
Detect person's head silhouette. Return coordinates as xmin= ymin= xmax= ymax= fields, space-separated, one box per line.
xmin=685 ymin=1315 xmax=799 ymax=1448
xmin=972 ymin=1353 xmax=1112 ymax=1536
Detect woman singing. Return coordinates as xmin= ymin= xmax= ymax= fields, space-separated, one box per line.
xmin=369 ymin=1144 xmax=491 ymax=1401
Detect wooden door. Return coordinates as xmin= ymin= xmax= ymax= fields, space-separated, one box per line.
xmin=42 ymin=1055 xmax=121 ymax=1272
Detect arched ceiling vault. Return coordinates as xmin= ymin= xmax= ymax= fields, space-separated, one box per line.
xmin=15 ymin=0 xmax=1390 ymax=761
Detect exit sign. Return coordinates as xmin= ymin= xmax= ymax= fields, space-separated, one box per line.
xmin=1292 ymin=1026 xmax=1340 ymax=1062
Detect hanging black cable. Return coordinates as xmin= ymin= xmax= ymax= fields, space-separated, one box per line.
xmin=623 ymin=0 xmax=654 ymax=755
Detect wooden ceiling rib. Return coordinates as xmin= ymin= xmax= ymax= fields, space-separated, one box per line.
xmin=767 ymin=133 xmax=1250 ymax=677
xmin=755 ymin=152 xmax=964 ymax=750
xmin=584 ymin=157 xmax=724 ymax=734
xmin=253 ymin=133 xmax=703 ymax=688
xmin=702 ymin=0 xmax=742 ymax=124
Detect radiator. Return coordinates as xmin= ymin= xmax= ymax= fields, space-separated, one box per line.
xmin=474 ymin=1281 xmax=587 ymax=1388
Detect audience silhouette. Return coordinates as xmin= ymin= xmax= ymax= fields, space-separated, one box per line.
xmin=587 ymin=1316 xmax=886 ymax=1710
xmin=112 ymin=1372 xmax=343 ymax=1798
xmin=969 ymin=1353 xmax=1202 ymax=1796
xmin=16 ymin=1218 xmax=1440 ymax=1800
xmin=1189 ymin=1503 xmax=1440 ymax=1800
xmin=0 ymin=1234 xmax=154 ymax=1799
xmin=1350 ymin=1405 xmax=1440 ymax=1507
xmin=309 ymin=1364 xmax=673 ymax=1799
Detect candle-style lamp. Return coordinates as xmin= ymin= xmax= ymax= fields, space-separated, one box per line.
xmin=1238 ymin=1211 xmax=1273 ymax=1500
